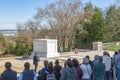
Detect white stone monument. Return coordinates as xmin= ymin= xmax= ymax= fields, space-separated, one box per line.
xmin=93 ymin=42 xmax=102 ymax=51
xmin=30 ymin=39 xmax=59 ymax=58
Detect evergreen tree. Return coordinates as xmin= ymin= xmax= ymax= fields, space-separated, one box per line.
xmin=87 ymin=7 xmax=106 ymax=42
xmin=105 ymin=5 xmax=120 ymax=41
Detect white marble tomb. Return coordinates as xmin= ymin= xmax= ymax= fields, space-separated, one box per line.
xmin=30 ymin=39 xmax=59 ymax=58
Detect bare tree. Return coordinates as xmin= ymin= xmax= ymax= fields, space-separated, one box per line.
xmin=35 ymin=0 xmax=83 ymax=51
xmin=16 ymin=20 xmax=39 ymax=44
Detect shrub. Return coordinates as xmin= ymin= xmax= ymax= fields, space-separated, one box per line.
xmin=14 ymin=43 xmax=32 ymax=56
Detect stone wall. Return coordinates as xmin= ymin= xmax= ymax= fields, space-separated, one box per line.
xmin=92 ymin=41 xmax=120 ymax=51
xmin=102 ymin=42 xmax=120 ymax=48
xmin=93 ymin=42 xmax=102 ymax=51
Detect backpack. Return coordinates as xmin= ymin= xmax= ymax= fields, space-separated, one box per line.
xmin=45 ymin=71 xmax=56 ymax=80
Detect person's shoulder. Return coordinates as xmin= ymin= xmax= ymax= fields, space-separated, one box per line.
xmin=117 ymin=54 xmax=120 ymax=57
xmin=30 ymin=69 xmax=35 ymax=73
xmin=103 ymin=56 xmax=107 ymax=59
xmin=100 ymin=62 xmax=105 ymax=66
xmin=80 ymin=64 xmax=83 ymax=66
xmin=73 ymin=67 xmax=77 ymax=71
xmin=59 ymin=65 xmax=62 ymax=67
xmin=41 ymin=67 xmax=47 ymax=71
xmin=80 ymin=64 xmax=84 ymax=67
xmin=3 ymin=69 xmax=17 ymax=75
xmin=41 ymin=67 xmax=45 ymax=70
xmin=45 ymin=69 xmax=53 ymax=74
xmin=94 ymin=62 xmax=99 ymax=66
xmin=1 ymin=70 xmax=6 ymax=75
xmin=54 ymin=65 xmax=62 ymax=69
xmin=71 ymin=67 xmax=77 ymax=73
xmin=63 ymin=68 xmax=68 ymax=71
xmin=63 ymin=68 xmax=70 ymax=73
xmin=57 ymin=65 xmax=62 ymax=69
xmin=3 ymin=69 xmax=11 ymax=73
xmin=2 ymin=70 xmax=7 ymax=73
xmin=102 ymin=63 xmax=106 ymax=68
xmin=12 ymin=70 xmax=17 ymax=74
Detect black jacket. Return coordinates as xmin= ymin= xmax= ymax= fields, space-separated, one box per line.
xmin=54 ymin=65 xmax=62 ymax=80
xmin=1 ymin=69 xmax=17 ymax=80
xmin=33 ymin=56 xmax=40 ymax=64
xmin=22 ymin=69 xmax=34 ymax=80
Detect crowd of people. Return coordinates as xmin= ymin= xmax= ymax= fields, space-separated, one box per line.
xmin=0 ymin=50 xmax=120 ymax=80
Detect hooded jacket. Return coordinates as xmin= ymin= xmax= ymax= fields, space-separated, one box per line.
xmin=80 ymin=64 xmax=91 ymax=79
xmin=60 ymin=67 xmax=78 ymax=80
xmin=93 ymin=55 xmax=99 ymax=66
xmin=102 ymin=55 xmax=111 ymax=71
xmin=93 ymin=62 xmax=105 ymax=80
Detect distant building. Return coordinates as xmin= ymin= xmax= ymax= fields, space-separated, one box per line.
xmin=0 ymin=29 xmax=17 ymax=36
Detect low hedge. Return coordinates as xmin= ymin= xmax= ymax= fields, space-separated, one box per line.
xmin=103 ymin=45 xmax=120 ymax=51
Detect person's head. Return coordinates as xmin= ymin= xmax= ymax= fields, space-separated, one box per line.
xmin=99 ymin=56 xmax=103 ymax=62
xmin=83 ymin=58 xmax=89 ymax=64
xmin=24 ymin=62 xmax=30 ymax=69
xmin=114 ymin=51 xmax=118 ymax=56
xmin=72 ymin=58 xmax=79 ymax=67
xmin=5 ymin=62 xmax=12 ymax=69
xmin=35 ymin=53 xmax=38 ymax=56
xmin=55 ymin=59 xmax=59 ymax=65
xmin=66 ymin=60 xmax=74 ymax=68
xmin=85 ymin=55 xmax=90 ymax=60
xmin=48 ymin=62 xmax=53 ymax=69
xmin=44 ymin=60 xmax=48 ymax=67
xmin=67 ymin=58 xmax=71 ymax=61
xmin=103 ymin=50 xmax=110 ymax=57
xmin=94 ymin=55 xmax=99 ymax=60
